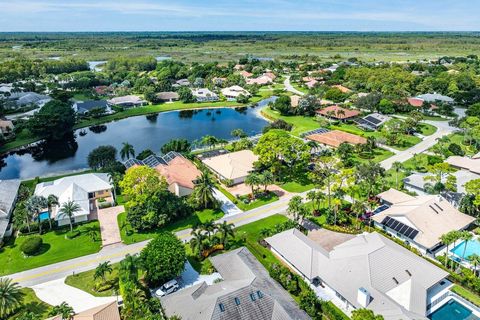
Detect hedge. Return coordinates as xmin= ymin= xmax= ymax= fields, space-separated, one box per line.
xmin=20 ymin=236 xmax=43 ymax=255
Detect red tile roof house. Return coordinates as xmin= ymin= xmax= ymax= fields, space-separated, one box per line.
xmin=239 ymin=70 xmax=253 ymax=78
xmin=316 ymin=105 xmax=361 ymax=121
xmin=155 ymin=156 xmax=201 ymax=197
xmin=332 ymin=85 xmax=352 ymax=93
xmin=306 ymin=130 xmax=367 ymax=148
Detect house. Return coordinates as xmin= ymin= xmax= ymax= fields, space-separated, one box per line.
xmin=161 ymin=247 xmax=309 ymax=320
xmin=446 ymin=155 xmax=480 ymax=174
xmin=156 ymin=91 xmax=179 ymax=102
xmin=233 ymin=64 xmax=245 ymax=70
xmin=191 ymin=88 xmax=219 ymax=102
xmin=246 ymin=75 xmax=273 ymax=85
xmin=305 ymin=79 xmax=318 ymax=89
xmin=263 ymin=72 xmax=276 ymax=81
xmin=175 ymin=79 xmax=191 ymax=87
xmin=332 ymin=85 xmax=352 ymax=93
xmin=7 ymin=92 xmax=51 ymax=108
xmin=407 ymin=97 xmax=425 ymax=108
xmin=306 ymin=130 xmax=367 ymax=148
xmin=417 ymin=93 xmax=454 ymax=104
xmin=355 ymin=113 xmax=390 ymax=130
xmin=0 ymin=179 xmax=21 ymax=244
xmin=93 ymin=85 xmax=114 ymax=96
xmin=403 ymin=170 xmax=480 ymax=204
xmin=266 ymin=229 xmax=450 ymax=320
xmin=316 ymin=105 xmax=360 ymax=121
xmin=239 ymin=70 xmax=253 ymax=78
xmin=221 ymin=85 xmax=251 ymax=100
xmin=154 ymin=153 xmax=201 ymax=196
xmin=372 ymin=189 xmax=475 ymax=255
xmin=201 ymin=150 xmax=259 ymax=185
xmin=46 ymin=301 xmax=120 ymax=320
xmin=34 ymin=173 xmax=114 ymax=227
xmin=74 ymin=100 xmax=111 ymax=115
xmin=0 ymin=83 xmax=13 ymax=95
xmin=0 ymin=119 xmax=14 ymax=136
xmin=107 ymin=95 xmax=146 ymax=108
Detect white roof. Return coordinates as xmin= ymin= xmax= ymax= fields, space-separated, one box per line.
xmin=373 ymin=191 xmax=475 ymax=249
xmin=404 ymin=171 xmax=480 ymax=194
xmin=267 ymin=230 xmax=448 ymax=320
xmin=202 ymin=150 xmax=258 ymax=180
xmin=107 ymin=95 xmax=144 ymax=105
xmin=221 ymin=85 xmax=251 ymax=98
xmin=191 ymin=88 xmax=218 ymax=98
xmin=416 ymin=93 xmax=454 ymax=103
xmin=34 ymin=173 xmax=112 ymax=220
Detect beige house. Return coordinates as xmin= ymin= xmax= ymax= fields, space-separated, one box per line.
xmin=221 ymin=85 xmax=251 ymax=100
xmin=107 ymin=95 xmax=146 ymax=107
xmin=155 ymin=154 xmax=201 ymax=196
xmin=373 ymin=189 xmax=475 ymax=255
xmin=446 ymin=155 xmax=480 ymax=174
xmin=201 ymin=150 xmax=258 ymax=185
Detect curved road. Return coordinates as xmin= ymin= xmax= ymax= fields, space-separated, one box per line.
xmin=284 ymin=76 xmax=305 ymax=96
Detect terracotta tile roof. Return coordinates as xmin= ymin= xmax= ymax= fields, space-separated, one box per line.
xmin=407 ymin=97 xmax=424 ymax=107
xmin=306 ymin=130 xmax=367 ymax=148
xmin=316 ymin=105 xmax=360 ymax=119
xmin=239 ymin=70 xmax=253 ymax=78
xmin=155 ymin=156 xmax=201 ymax=190
xmin=332 ymin=85 xmax=352 ymax=93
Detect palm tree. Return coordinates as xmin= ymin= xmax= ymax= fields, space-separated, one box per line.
xmin=58 ymin=201 xmax=81 ymax=232
xmin=82 ymin=224 xmax=98 ymax=242
xmin=46 ymin=194 xmax=59 ymax=230
xmin=461 ymin=231 xmax=474 ymax=260
xmin=119 ymin=254 xmax=140 ymax=284
xmin=351 ymin=200 xmax=366 ymax=230
xmin=202 ymin=220 xmax=216 ymax=241
xmin=440 ymin=232 xmax=455 ymax=269
xmin=469 ymin=253 xmax=480 ymax=277
xmin=288 ymin=196 xmax=307 ymax=223
xmin=190 ymin=230 xmax=206 ymax=259
xmin=94 ymin=261 xmax=113 ymax=285
xmin=260 ymin=171 xmax=274 ymax=193
xmin=231 ymin=128 xmax=247 ymax=139
xmin=192 ymin=170 xmax=217 ymax=209
xmin=49 ymin=302 xmax=74 ymax=320
xmin=25 ymin=195 xmax=48 ymax=234
xmin=216 ymin=221 xmax=235 ymax=246
xmin=120 ymin=142 xmax=135 ymax=160
xmin=391 ymin=162 xmax=403 ymax=189
xmin=200 ymin=135 xmax=219 ymax=149
xmin=0 ymin=278 xmax=24 ymax=319
xmin=245 ymin=172 xmax=262 ymax=197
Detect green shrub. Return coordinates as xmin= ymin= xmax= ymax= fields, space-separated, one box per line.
xmin=66 ymin=230 xmax=80 ymax=239
xmin=200 ymin=259 xmax=215 ymax=275
xmin=20 ymin=236 xmax=43 ymax=255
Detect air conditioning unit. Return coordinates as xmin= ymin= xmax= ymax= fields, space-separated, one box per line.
xmin=357 ymin=287 xmax=371 ymax=308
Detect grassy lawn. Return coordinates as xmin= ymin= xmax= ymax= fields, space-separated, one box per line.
xmin=65 ymin=263 xmax=120 ymax=297
xmin=448 ymin=133 xmax=478 ymax=156
xmin=279 ymin=171 xmax=316 ymax=193
xmin=118 ymin=208 xmax=224 ymax=245
xmin=261 ymin=106 xmax=320 ymax=136
xmin=6 ymin=288 xmax=52 ymax=320
xmin=352 ymin=147 xmax=395 ymax=163
xmin=217 ymin=186 xmax=279 ymax=211
xmin=418 ymin=123 xmax=437 ymax=136
xmin=451 ymin=285 xmax=480 ymax=307
xmin=0 ymin=222 xmax=101 ymax=276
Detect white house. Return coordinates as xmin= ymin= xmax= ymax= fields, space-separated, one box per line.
xmin=34 ymin=173 xmax=114 ymax=226
xmin=191 ymin=88 xmax=219 ymax=102
xmin=221 ymin=85 xmax=251 ymax=100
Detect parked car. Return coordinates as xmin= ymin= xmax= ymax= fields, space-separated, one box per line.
xmin=155 ymin=279 xmax=179 ymax=297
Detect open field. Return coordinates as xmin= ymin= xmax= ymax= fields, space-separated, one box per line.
xmin=2 ymin=32 xmax=480 ymax=63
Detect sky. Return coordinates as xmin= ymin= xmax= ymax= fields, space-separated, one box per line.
xmin=0 ymin=0 xmax=479 ymax=32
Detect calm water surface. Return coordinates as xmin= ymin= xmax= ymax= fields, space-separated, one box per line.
xmin=0 ymin=98 xmax=274 ymax=180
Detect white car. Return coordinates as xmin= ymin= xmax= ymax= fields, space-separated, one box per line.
xmin=155 ymin=279 xmax=179 ymax=297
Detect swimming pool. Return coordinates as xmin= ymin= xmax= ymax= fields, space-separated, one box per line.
xmin=38 ymin=211 xmax=50 ymax=221
xmin=429 ymin=299 xmax=479 ymax=320
xmin=451 ymin=239 xmax=480 ymax=260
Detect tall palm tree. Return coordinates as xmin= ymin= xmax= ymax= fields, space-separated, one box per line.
xmin=119 ymin=254 xmax=140 ymax=284
xmin=260 ymin=171 xmax=274 ymax=193
xmin=351 ymin=200 xmax=366 ymax=230
xmin=49 ymin=302 xmax=74 ymax=320
xmin=25 ymin=195 xmax=48 ymax=234
xmin=461 ymin=231 xmax=474 ymax=260
xmin=58 ymin=201 xmax=81 ymax=232
xmin=391 ymin=162 xmax=403 ymax=189
xmin=120 ymin=142 xmax=135 ymax=160
xmin=202 ymin=220 xmax=216 ymax=241
xmin=0 ymin=278 xmax=24 ymax=319
xmin=192 ymin=170 xmax=217 ymax=209
xmin=46 ymin=194 xmax=59 ymax=230
xmin=190 ymin=230 xmax=206 ymax=259
xmin=94 ymin=261 xmax=113 ymax=285
xmin=469 ymin=254 xmax=480 ymax=277
xmin=245 ymin=172 xmax=262 ymax=197
xmin=216 ymin=221 xmax=235 ymax=246
xmin=440 ymin=232 xmax=455 ymax=269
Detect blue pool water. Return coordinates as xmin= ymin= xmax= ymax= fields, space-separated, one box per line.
xmin=429 ymin=299 xmax=478 ymax=320
xmin=38 ymin=211 xmax=50 ymax=221
xmin=451 ymin=240 xmax=480 ymax=260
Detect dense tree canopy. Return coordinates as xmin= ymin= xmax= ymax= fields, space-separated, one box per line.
xmin=87 ymin=145 xmax=118 ymax=170
xmin=27 ymin=100 xmax=76 ymax=140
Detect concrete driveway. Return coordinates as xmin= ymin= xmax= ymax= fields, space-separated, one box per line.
xmin=284 ymin=76 xmax=305 ymax=96
xmin=32 ymin=278 xmax=116 ymax=312
xmin=213 ymin=188 xmax=242 ymax=216
xmin=97 ymin=205 xmax=124 ymax=246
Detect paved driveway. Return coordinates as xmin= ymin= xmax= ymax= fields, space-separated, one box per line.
xmin=32 ymin=278 xmax=116 ymax=312
xmin=97 ymin=205 xmax=124 ymax=246
xmin=284 ymin=76 xmax=305 ymax=96
xmin=213 ymin=188 xmax=242 ymax=216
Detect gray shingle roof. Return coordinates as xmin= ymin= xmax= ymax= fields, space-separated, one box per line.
xmin=161 ymin=247 xmax=310 ymax=320
xmin=75 ymin=100 xmax=109 ymax=114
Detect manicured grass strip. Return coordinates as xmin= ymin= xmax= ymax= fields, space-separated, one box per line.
xmin=280 ymin=181 xmax=315 ymax=193
xmin=0 ymin=222 xmax=101 ymax=276
xmin=261 ymin=106 xmax=320 ymax=136
xmin=118 ymin=209 xmax=224 ymax=245
xmin=217 ymin=186 xmax=279 ymax=211
xmin=419 ymin=123 xmax=437 ymax=136
xmin=6 ymin=288 xmax=52 ymax=320
xmin=451 ymin=285 xmax=480 ymax=307
xmin=65 ymin=264 xmax=120 ymax=297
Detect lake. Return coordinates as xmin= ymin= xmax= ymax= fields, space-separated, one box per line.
xmin=0 ymin=98 xmax=274 ymax=180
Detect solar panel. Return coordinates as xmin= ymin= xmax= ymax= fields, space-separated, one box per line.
xmin=364 ymin=116 xmax=382 ymax=125
xmin=301 ymin=128 xmax=330 ymax=137
xmin=143 ymin=155 xmax=167 ymax=167
xmin=381 ymin=216 xmax=419 ymax=239
xmin=162 ymin=151 xmax=182 ymax=163
xmin=124 ymin=158 xmax=144 ymax=169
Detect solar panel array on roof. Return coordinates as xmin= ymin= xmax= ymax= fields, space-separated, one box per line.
xmin=142 ymin=155 xmax=167 ymax=167
xmin=124 ymin=158 xmax=144 ymax=169
xmin=364 ymin=116 xmax=382 ymax=125
xmin=162 ymin=151 xmax=182 ymax=163
xmin=381 ymin=216 xmax=419 ymax=239
xmin=301 ymin=128 xmax=330 ymax=137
